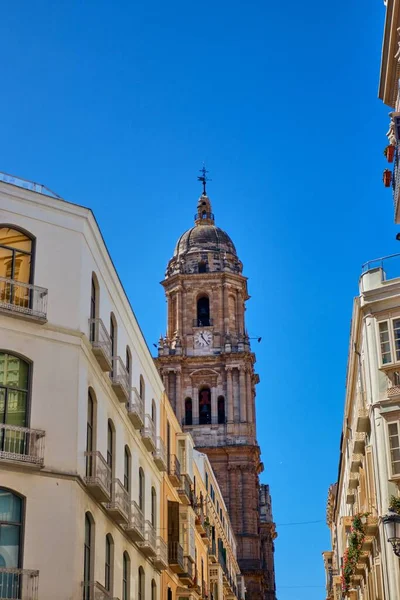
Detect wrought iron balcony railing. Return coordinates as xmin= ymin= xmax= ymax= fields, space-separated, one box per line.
xmin=178 ymin=474 xmax=193 ymax=505
xmin=127 ymin=387 xmax=144 ymax=429
xmin=0 ymin=277 xmax=48 ymax=322
xmin=168 ymin=454 xmax=181 ymax=486
xmin=182 ymin=415 xmax=227 ymax=426
xmin=82 ymin=581 xmax=118 ymax=600
xmin=153 ymin=437 xmax=167 ymax=471
xmin=0 ymin=568 xmax=39 ymax=600
xmin=193 ymin=318 xmax=213 ymax=327
xmin=0 ymin=423 xmax=45 ymax=466
xmin=141 ymin=414 xmax=156 ymax=452
xmin=124 ymin=501 xmax=145 ymax=542
xmin=84 ymin=451 xmax=111 ymax=502
xmin=153 ymin=537 xmax=168 ymax=571
xmin=88 ymin=318 xmax=112 ymax=371
xmin=104 ymin=479 xmax=129 ymax=524
xmin=138 ymin=520 xmax=157 ymax=557
xmin=110 ymin=357 xmax=130 ymax=402
xmin=168 ymin=541 xmax=185 ymax=572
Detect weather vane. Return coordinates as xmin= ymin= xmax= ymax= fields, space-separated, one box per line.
xmin=197 ymin=165 xmax=211 ymax=195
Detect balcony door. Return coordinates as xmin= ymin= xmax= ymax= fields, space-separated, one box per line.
xmin=0 ymin=488 xmax=22 ymax=598
xmin=0 ymin=227 xmax=33 ymax=309
xmin=0 ymin=353 xmax=29 ymax=455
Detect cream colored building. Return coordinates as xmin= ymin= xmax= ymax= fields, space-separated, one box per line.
xmin=322 ymin=255 xmax=400 ymax=599
xmin=0 ymin=173 xmax=167 ymax=600
xmin=0 ymin=171 xmax=244 ymax=600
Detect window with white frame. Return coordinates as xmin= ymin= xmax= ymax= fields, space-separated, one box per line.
xmin=388 ymin=421 xmax=400 ymax=476
xmin=378 ymin=318 xmax=400 ymax=365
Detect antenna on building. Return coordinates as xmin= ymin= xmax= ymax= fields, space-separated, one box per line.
xmin=197 ymin=164 xmax=211 ymax=195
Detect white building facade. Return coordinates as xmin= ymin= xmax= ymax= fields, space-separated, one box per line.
xmin=0 ymin=174 xmax=166 ymax=600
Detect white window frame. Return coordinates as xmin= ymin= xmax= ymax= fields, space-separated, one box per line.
xmin=377 ymin=317 xmax=400 ymax=368
xmin=385 ymin=417 xmax=400 ymax=480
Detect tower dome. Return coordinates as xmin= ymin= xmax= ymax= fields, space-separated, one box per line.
xmin=166 ymin=193 xmax=243 ymax=277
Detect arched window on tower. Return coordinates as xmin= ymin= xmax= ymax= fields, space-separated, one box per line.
xmin=184 ymin=398 xmax=192 ymax=426
xmin=217 ymin=396 xmax=225 ymax=424
xmin=199 ymin=387 xmax=211 ymax=425
xmin=197 ymin=296 xmax=210 ymax=327
xmin=198 ymin=261 xmax=207 ymax=273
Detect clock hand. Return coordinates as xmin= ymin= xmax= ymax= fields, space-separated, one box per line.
xmin=201 ymin=333 xmax=207 ymax=343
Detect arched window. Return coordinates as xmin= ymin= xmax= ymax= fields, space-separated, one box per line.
xmin=89 ymin=273 xmax=99 ymax=342
xmin=83 ymin=512 xmax=94 ymax=600
xmin=151 ymin=579 xmax=157 ymax=600
xmin=107 ymin=420 xmax=115 ymax=479
xmin=199 ymin=387 xmax=211 ymax=425
xmin=0 ymin=352 xmax=29 ymax=455
xmin=86 ymin=389 xmax=96 ymax=476
xmin=0 ymin=227 xmax=34 ymax=310
xmin=151 ymin=399 xmax=156 ymax=427
xmin=184 ymin=398 xmax=192 ymax=426
xmin=151 ymin=487 xmax=157 ymax=528
xmin=124 ymin=446 xmax=131 ymax=494
xmin=126 ymin=346 xmax=131 ymax=382
xmin=217 ymin=396 xmax=225 ymax=425
xmin=122 ymin=552 xmax=130 ymax=600
xmin=138 ymin=567 xmax=145 ymax=600
xmin=110 ymin=314 xmax=117 ymax=376
xmin=198 ymin=261 xmax=206 ymax=273
xmin=105 ymin=534 xmax=114 ymax=593
xmin=139 ymin=467 xmax=145 ymax=512
xmin=0 ymin=488 xmax=23 ymax=574
xmin=139 ymin=375 xmax=145 ymax=401
xmin=197 ymin=296 xmax=210 ymax=327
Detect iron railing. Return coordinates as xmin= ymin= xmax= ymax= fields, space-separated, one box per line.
xmin=0 ymin=423 xmax=45 ymax=465
xmin=110 ymin=357 xmax=130 ymax=398
xmin=0 ymin=171 xmax=61 ymax=198
xmin=88 ymin=318 xmax=112 ymax=362
xmin=84 ymin=451 xmax=111 ymax=492
xmin=138 ymin=520 xmax=157 ymax=553
xmin=105 ymin=479 xmax=130 ymax=520
xmin=154 ymin=537 xmax=168 ymax=567
xmin=169 ymin=454 xmax=181 ymax=479
xmin=0 ymin=277 xmax=48 ymax=321
xmin=82 ymin=581 xmax=118 ymax=600
xmin=182 ymin=415 xmax=227 ymax=426
xmin=0 ymin=568 xmax=39 ymax=600
xmin=193 ymin=318 xmax=213 ymax=327
xmin=125 ymin=501 xmax=145 ymax=538
xmin=168 ymin=541 xmax=184 ymax=569
xmin=127 ymin=387 xmax=144 ymax=428
xmin=153 ymin=437 xmax=167 ymax=470
xmin=178 ymin=474 xmax=193 ymax=503
xmin=141 ymin=414 xmax=156 ymax=449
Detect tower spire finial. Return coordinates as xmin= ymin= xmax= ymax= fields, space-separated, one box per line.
xmin=197 ymin=164 xmax=211 ymax=196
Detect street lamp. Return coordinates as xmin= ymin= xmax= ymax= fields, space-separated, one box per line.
xmin=383 ymin=509 xmax=400 ymax=557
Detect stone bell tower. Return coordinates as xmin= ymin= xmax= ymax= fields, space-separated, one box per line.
xmin=155 ymin=179 xmax=277 ymax=600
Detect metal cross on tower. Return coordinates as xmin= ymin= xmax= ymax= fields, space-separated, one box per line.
xmin=197 ymin=165 xmax=211 ymax=195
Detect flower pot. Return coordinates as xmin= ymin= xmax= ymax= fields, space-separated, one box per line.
xmin=383 ymin=169 xmax=392 ymax=187
xmin=386 ymin=145 xmax=395 ymax=163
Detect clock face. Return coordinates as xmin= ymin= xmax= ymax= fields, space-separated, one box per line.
xmin=194 ymin=330 xmax=213 ymax=349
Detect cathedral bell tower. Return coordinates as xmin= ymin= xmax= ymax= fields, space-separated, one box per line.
xmin=155 ymin=180 xmax=277 ymax=600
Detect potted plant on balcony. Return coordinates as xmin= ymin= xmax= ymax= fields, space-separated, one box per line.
xmin=383 ymin=169 xmax=392 ymax=187
xmin=389 ymin=495 xmax=400 ymax=514
xmin=384 ymin=145 xmax=395 ymax=163
xmin=341 ymin=513 xmax=370 ymax=595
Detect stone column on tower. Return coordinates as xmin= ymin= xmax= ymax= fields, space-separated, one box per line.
xmin=246 ymin=368 xmax=253 ymax=424
xmin=239 ymin=366 xmax=247 ymax=423
xmin=226 ymin=367 xmax=233 ymax=423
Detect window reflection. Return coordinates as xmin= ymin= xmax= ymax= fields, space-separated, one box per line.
xmin=0 ymin=227 xmax=33 ymax=309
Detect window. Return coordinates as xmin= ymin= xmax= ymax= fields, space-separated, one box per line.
xmin=126 ymin=346 xmax=131 ymax=380
xmin=198 ymin=261 xmax=207 ymax=273
xmin=0 ymin=488 xmax=22 ymax=572
xmin=0 ymin=353 xmax=29 ymax=455
xmin=167 ymin=421 xmax=171 ymax=468
xmin=83 ymin=512 xmax=94 ymax=600
xmin=217 ymin=396 xmax=225 ymax=424
xmin=105 ymin=534 xmax=114 ymax=592
xmin=197 ymin=296 xmax=210 ymax=327
xmin=138 ymin=567 xmax=145 ymax=600
xmin=122 ymin=552 xmax=130 ymax=600
xmin=205 ymin=471 xmax=208 ymax=491
xmin=140 ymin=376 xmax=145 ymax=401
xmin=199 ymin=387 xmax=211 ymax=425
xmin=151 ymin=487 xmax=157 ymax=528
xmin=152 ymin=399 xmax=157 ymax=430
xmin=388 ymin=421 xmax=400 ymax=476
xmin=185 ymin=397 xmax=193 ymax=426
xmin=0 ymin=227 xmax=34 ymax=310
xmin=378 ymin=318 xmax=400 ymax=366
xmin=139 ymin=468 xmax=145 ymax=511
xmin=86 ymin=390 xmax=95 ymax=476
xmin=89 ymin=274 xmax=99 ymax=341
xmin=151 ymin=579 xmax=157 ymax=600
xmin=110 ymin=314 xmax=117 ymax=375
xmin=124 ymin=446 xmax=131 ymax=494
xmin=107 ymin=420 xmax=114 ymax=478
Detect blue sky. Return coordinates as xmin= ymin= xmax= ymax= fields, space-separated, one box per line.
xmin=0 ymin=1 xmax=395 ymax=597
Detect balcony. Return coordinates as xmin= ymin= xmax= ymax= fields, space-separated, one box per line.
xmin=178 ymin=556 xmax=195 ymax=585
xmin=168 ymin=541 xmax=185 ymax=573
xmin=356 ymin=408 xmax=370 ymax=433
xmin=209 ymin=538 xmax=217 ymax=562
xmin=110 ymin=357 xmax=130 ymax=402
xmin=88 ymin=319 xmax=112 ymax=371
xmin=127 ymin=387 xmax=144 ymax=429
xmin=194 ymin=505 xmax=206 ymax=535
xmin=82 ymin=581 xmax=118 ymax=600
xmin=84 ymin=451 xmax=111 ymax=502
xmin=353 ymin=432 xmax=366 ymax=454
xmin=350 ymin=454 xmax=363 ymax=473
xmin=153 ymin=437 xmax=167 ymax=471
xmin=124 ymin=501 xmax=144 ymax=542
xmin=141 ymin=414 xmax=156 ymax=452
xmin=137 ymin=521 xmax=157 ymax=557
xmin=104 ymin=479 xmax=129 ymax=524
xmin=153 ymin=537 xmax=168 ymax=571
xmin=201 ymin=522 xmax=211 ymax=544
xmin=182 ymin=415 xmax=227 ymax=426
xmin=0 ymin=568 xmax=39 ymax=600
xmin=193 ymin=318 xmax=214 ymax=328
xmin=0 ymin=277 xmax=48 ymax=323
xmin=0 ymin=423 xmax=45 ymax=467
xmin=348 ymin=473 xmax=359 ymax=490
xmin=342 ymin=515 xmax=379 ymax=536
xmin=178 ymin=474 xmax=193 ymax=505
xmin=168 ymin=455 xmax=181 ymax=487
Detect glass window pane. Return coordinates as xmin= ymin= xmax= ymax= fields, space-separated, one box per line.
xmin=0 ymin=524 xmax=20 ymax=568
xmin=389 ymin=423 xmax=399 ymax=436
xmin=0 ymin=490 xmax=21 ymax=523
xmin=0 ymin=354 xmax=28 ymax=390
